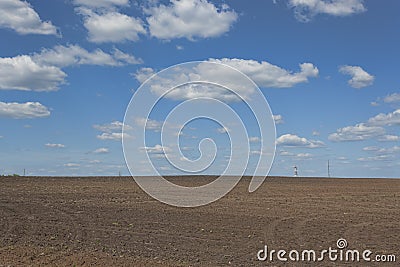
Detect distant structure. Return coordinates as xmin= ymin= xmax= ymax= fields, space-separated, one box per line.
xmin=293 ymin=166 xmax=298 ymax=177
xmin=328 ymin=160 xmax=331 ymax=178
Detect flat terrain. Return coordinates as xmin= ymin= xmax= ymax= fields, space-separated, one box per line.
xmin=0 ymin=176 xmax=399 ymax=266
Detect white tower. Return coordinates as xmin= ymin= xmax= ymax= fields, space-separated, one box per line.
xmin=293 ymin=166 xmax=298 ymax=177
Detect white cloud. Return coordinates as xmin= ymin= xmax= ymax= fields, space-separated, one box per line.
xmin=0 ymin=101 xmax=50 ymax=119
xmin=329 ymin=123 xmax=385 ymax=142
xmin=133 ymin=67 xmax=156 ymax=83
xmin=137 ymin=59 xmax=319 ymax=103
xmin=93 ymin=147 xmax=109 ymax=154
xmin=73 ymin=0 xmax=129 ymax=8
xmin=368 ymin=146 xmax=400 ymax=155
xmin=312 ymin=130 xmax=320 ymax=136
xmin=385 ymin=146 xmax=400 ymax=154
xmin=280 ymin=150 xmax=313 ymax=159
xmin=368 ymin=109 xmax=400 ymax=126
xmin=94 ymin=121 xmax=132 ymax=141
xmin=64 ymin=163 xmax=80 ymax=167
xmin=362 ymin=146 xmax=379 ymax=152
xmin=96 ymin=132 xmax=124 ymax=141
xmin=45 ymin=143 xmax=65 ymax=148
xmin=141 ymin=144 xmax=171 ymax=154
xmin=383 ymin=93 xmax=400 ymax=104
xmin=78 ymin=8 xmax=146 ymax=43
xmin=273 ymin=114 xmax=284 ymax=124
xmin=280 ymin=151 xmax=294 ymax=156
xmin=93 ymin=121 xmax=124 ymax=132
xmin=296 ymin=153 xmax=313 ymax=159
xmin=0 ymin=55 xmax=66 ymax=91
xmin=288 ymin=0 xmax=366 ymax=22
xmin=370 ymin=101 xmax=379 ymax=107
xmin=249 ymin=137 xmax=261 ymax=143
xmin=276 ymin=134 xmax=325 ymax=148
xmin=358 ymin=155 xmax=393 ymax=162
xmin=34 ymin=45 xmax=141 ymax=67
xmin=0 ymin=45 xmax=140 ymax=91
xmin=134 ymin=117 xmax=163 ymax=131
xmin=134 ymin=60 xmax=318 ymax=103
xmin=210 ymin=58 xmax=319 ymax=88
xmin=217 ymin=126 xmax=229 ymax=134
xmin=378 ymin=135 xmax=400 ymax=142
xmin=146 ymin=0 xmax=237 ymax=40
xmin=152 ymin=82 xmax=244 ymax=102
xmin=339 ymin=65 xmax=374 ymax=88
xmin=0 ymin=0 xmax=58 ymax=35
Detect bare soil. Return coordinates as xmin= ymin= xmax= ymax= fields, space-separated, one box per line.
xmin=0 ymin=176 xmax=399 ymax=266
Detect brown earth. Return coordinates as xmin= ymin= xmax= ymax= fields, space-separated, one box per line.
xmin=0 ymin=176 xmax=399 ymax=266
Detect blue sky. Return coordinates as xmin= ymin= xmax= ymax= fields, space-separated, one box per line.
xmin=0 ymin=0 xmax=399 ymax=177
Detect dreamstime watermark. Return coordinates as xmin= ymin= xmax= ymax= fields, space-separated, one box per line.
xmin=257 ymin=238 xmax=396 ymax=263
xmin=122 ymin=61 xmax=276 ymax=207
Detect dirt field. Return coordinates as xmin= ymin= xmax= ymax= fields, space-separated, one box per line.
xmin=0 ymin=176 xmax=399 ymax=266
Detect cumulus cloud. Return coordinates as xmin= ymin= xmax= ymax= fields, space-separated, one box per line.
xmin=0 ymin=44 xmax=140 ymax=92
xmin=153 ymin=82 xmax=245 ymax=102
xmin=93 ymin=147 xmax=109 ymax=154
xmin=34 ymin=45 xmax=141 ymax=67
xmin=280 ymin=151 xmax=294 ymax=156
xmin=370 ymin=101 xmax=379 ymax=107
xmin=358 ymin=155 xmax=393 ymax=162
xmin=329 ymin=123 xmax=385 ymax=142
xmin=249 ymin=137 xmax=260 ymax=143
xmin=141 ymin=144 xmax=171 ymax=154
xmin=78 ymin=8 xmax=146 ymax=43
xmin=368 ymin=109 xmax=400 ymax=126
xmin=93 ymin=121 xmax=130 ymax=132
xmin=296 ymin=153 xmax=313 ymax=158
xmin=339 ymin=65 xmax=374 ymax=88
xmin=94 ymin=121 xmax=132 ymax=141
xmin=312 ymin=130 xmax=320 ymax=136
xmin=383 ymin=93 xmax=400 ymax=104
xmin=280 ymin=150 xmax=313 ymax=159
xmin=0 ymin=55 xmax=66 ymax=91
xmin=134 ymin=60 xmax=318 ymax=103
xmin=146 ymin=0 xmax=237 ymax=40
xmin=64 ymin=163 xmax=80 ymax=167
xmin=0 ymin=0 xmax=58 ymax=35
xmin=276 ymin=134 xmax=325 ymax=148
xmin=273 ymin=114 xmax=284 ymax=124
xmin=216 ymin=126 xmax=229 ymax=134
xmin=133 ymin=67 xmax=156 ymax=83
xmin=134 ymin=117 xmax=164 ymax=132
xmin=363 ymin=146 xmax=400 ymax=155
xmin=362 ymin=146 xmax=379 ymax=152
xmin=288 ymin=0 xmax=366 ymax=22
xmin=0 ymin=101 xmax=50 ymax=119
xmin=45 ymin=143 xmax=65 ymax=148
xmin=96 ymin=132 xmax=124 ymax=141
xmin=73 ymin=0 xmax=129 ymax=8
xmin=378 ymin=135 xmax=400 ymax=142
xmin=209 ymin=58 xmax=319 ymax=88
